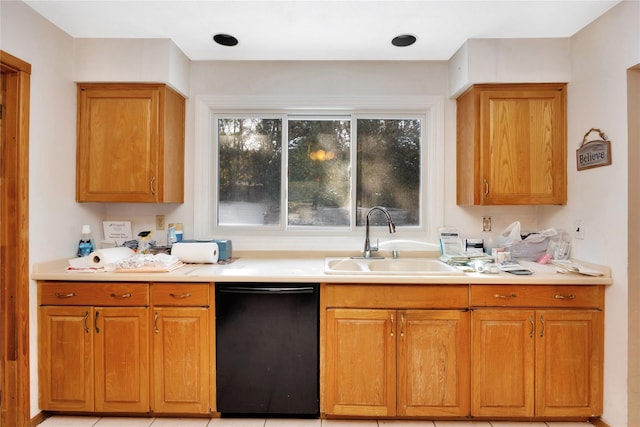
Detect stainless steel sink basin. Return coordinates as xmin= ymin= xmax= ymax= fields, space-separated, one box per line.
xmin=324 ymin=257 xmax=464 ymax=275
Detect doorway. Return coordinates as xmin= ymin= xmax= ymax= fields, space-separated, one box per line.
xmin=0 ymin=50 xmax=31 ymax=427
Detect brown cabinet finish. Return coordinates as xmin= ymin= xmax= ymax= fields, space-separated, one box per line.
xmin=39 ymin=282 xmax=150 ymax=413
xmin=38 ymin=280 xmax=605 ymax=420
xmin=76 ymin=83 xmax=185 ymax=203
xmin=457 ymin=83 xmax=567 ymax=205
xmin=39 ymin=306 xmax=94 ymax=411
xmin=151 ymin=283 xmax=210 ymax=414
xmin=324 ymin=308 xmax=396 ymax=417
xmin=470 ymin=285 xmax=603 ymax=418
xmin=322 ymin=285 xmax=469 ymax=417
xmin=397 ymin=309 xmax=470 ymax=417
xmin=39 ymin=306 xmax=149 ymax=412
xmin=94 ymin=307 xmax=149 ymax=412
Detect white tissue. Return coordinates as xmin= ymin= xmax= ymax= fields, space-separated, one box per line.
xmin=90 ymin=247 xmax=135 ymax=267
xmin=171 ymin=242 xmax=219 ymax=263
xmin=68 ymin=247 xmax=135 ymax=270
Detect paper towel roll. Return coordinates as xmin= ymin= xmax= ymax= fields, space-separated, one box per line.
xmin=90 ymin=247 xmax=136 ymax=267
xmin=171 ymin=242 xmax=219 ymax=263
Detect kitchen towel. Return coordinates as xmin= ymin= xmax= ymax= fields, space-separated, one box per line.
xmin=171 ymin=242 xmax=219 ymax=263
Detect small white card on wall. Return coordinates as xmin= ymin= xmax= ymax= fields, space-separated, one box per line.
xmin=103 ymin=221 xmax=132 ymax=245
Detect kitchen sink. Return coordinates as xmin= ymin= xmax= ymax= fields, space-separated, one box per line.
xmin=324 ymin=257 xmax=464 ymax=275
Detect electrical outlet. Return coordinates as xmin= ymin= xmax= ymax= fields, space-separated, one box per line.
xmin=482 ymin=216 xmax=492 ymax=232
xmin=156 ymin=215 xmax=166 ymax=230
xmin=573 ymin=219 xmax=585 ymax=240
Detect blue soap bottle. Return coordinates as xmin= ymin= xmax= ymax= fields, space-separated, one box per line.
xmin=77 ymin=225 xmax=96 ymax=257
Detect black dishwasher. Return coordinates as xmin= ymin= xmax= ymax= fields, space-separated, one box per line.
xmin=215 ymin=282 xmax=319 ymax=417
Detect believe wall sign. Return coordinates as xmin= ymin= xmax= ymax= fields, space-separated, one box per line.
xmin=576 ymin=128 xmax=612 ymax=171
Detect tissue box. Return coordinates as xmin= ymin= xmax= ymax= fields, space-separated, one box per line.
xmin=213 ymin=240 xmax=232 ymax=261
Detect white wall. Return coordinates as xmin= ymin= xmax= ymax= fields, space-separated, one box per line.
xmin=74 ymin=38 xmax=190 ymax=96
xmin=449 ymin=38 xmax=572 ymax=97
xmin=541 ymin=1 xmax=640 ymax=426
xmin=0 ymin=0 xmax=106 ymax=417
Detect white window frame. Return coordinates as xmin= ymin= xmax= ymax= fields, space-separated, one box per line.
xmin=194 ymin=95 xmax=444 ymax=252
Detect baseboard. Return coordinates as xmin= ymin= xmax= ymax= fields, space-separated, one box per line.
xmin=30 ymin=412 xmax=48 ymax=426
xmin=590 ymin=418 xmax=611 ymax=427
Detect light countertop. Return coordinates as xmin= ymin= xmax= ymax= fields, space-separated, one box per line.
xmin=32 ymin=252 xmax=613 ymax=285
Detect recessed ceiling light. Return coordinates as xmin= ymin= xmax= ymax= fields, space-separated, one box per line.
xmin=391 ymin=34 xmax=417 ymax=47
xmin=213 ymin=33 xmax=238 ymax=47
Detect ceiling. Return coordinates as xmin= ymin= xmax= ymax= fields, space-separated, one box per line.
xmin=23 ymin=0 xmax=621 ymax=61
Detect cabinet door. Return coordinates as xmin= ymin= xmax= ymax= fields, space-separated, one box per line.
xmin=152 ymin=307 xmax=210 ymax=413
xmin=77 ymin=85 xmax=160 ymax=202
xmin=324 ymin=308 xmax=396 ymax=416
xmin=38 ymin=306 xmax=94 ymax=411
xmin=397 ymin=310 xmax=470 ymax=417
xmin=535 ymin=310 xmax=603 ymax=417
xmin=479 ymin=86 xmax=566 ymax=205
xmin=471 ymin=309 xmax=535 ymax=417
xmin=94 ymin=307 xmax=149 ymax=412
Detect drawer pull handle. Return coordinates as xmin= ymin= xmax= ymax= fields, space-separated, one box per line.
xmin=554 ymin=294 xmax=576 ymax=300
xmin=54 ymin=292 xmax=76 ymax=298
xmin=94 ymin=311 xmax=100 ymax=333
xmin=494 ymin=293 xmax=517 ymax=299
xmin=529 ymin=314 xmax=534 ymax=338
xmin=110 ymin=293 xmax=132 ymax=299
xmin=154 ymin=312 xmax=159 ymax=334
xmin=83 ymin=311 xmax=90 ymax=333
xmin=539 ymin=314 xmax=545 ymax=338
xmin=400 ymin=313 xmax=405 ymax=337
xmin=169 ymin=292 xmax=192 ymax=299
xmin=390 ymin=314 xmax=394 ymax=337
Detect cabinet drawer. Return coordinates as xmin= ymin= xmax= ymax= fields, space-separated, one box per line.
xmin=324 ymin=284 xmax=468 ymax=309
xmin=470 ymin=285 xmax=603 ymax=309
xmin=151 ymin=283 xmax=210 ymax=306
xmin=39 ymin=282 xmax=148 ymax=306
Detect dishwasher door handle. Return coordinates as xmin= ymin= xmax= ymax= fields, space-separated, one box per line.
xmin=217 ymin=286 xmax=316 ymax=294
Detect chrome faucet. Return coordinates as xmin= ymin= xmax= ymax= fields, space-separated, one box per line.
xmin=363 ymin=206 xmax=396 ymax=258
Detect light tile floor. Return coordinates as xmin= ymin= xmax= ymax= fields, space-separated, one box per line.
xmin=37 ymin=417 xmax=596 ymax=427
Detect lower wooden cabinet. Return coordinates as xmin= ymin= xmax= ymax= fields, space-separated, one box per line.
xmin=38 ymin=281 xmax=211 ymax=415
xmin=151 ymin=283 xmax=210 ymax=414
xmin=398 ymin=310 xmax=470 ymax=417
xmin=324 ymin=308 xmax=469 ymax=417
xmin=322 ymin=284 xmax=470 ymax=418
xmin=470 ymin=285 xmax=604 ymax=418
xmin=39 ymin=305 xmax=149 ymax=412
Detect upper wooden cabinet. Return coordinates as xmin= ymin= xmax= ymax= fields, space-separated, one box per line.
xmin=76 ymin=83 xmax=185 ymax=203
xmin=456 ymin=83 xmax=567 ymax=205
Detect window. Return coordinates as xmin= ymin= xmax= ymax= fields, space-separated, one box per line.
xmin=216 ymin=115 xmax=422 ymax=229
xmin=217 ymin=118 xmax=282 ymax=226
xmin=195 ymin=95 xmax=444 ymax=249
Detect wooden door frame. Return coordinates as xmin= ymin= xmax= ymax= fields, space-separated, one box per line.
xmin=0 ymin=50 xmax=31 ymax=427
